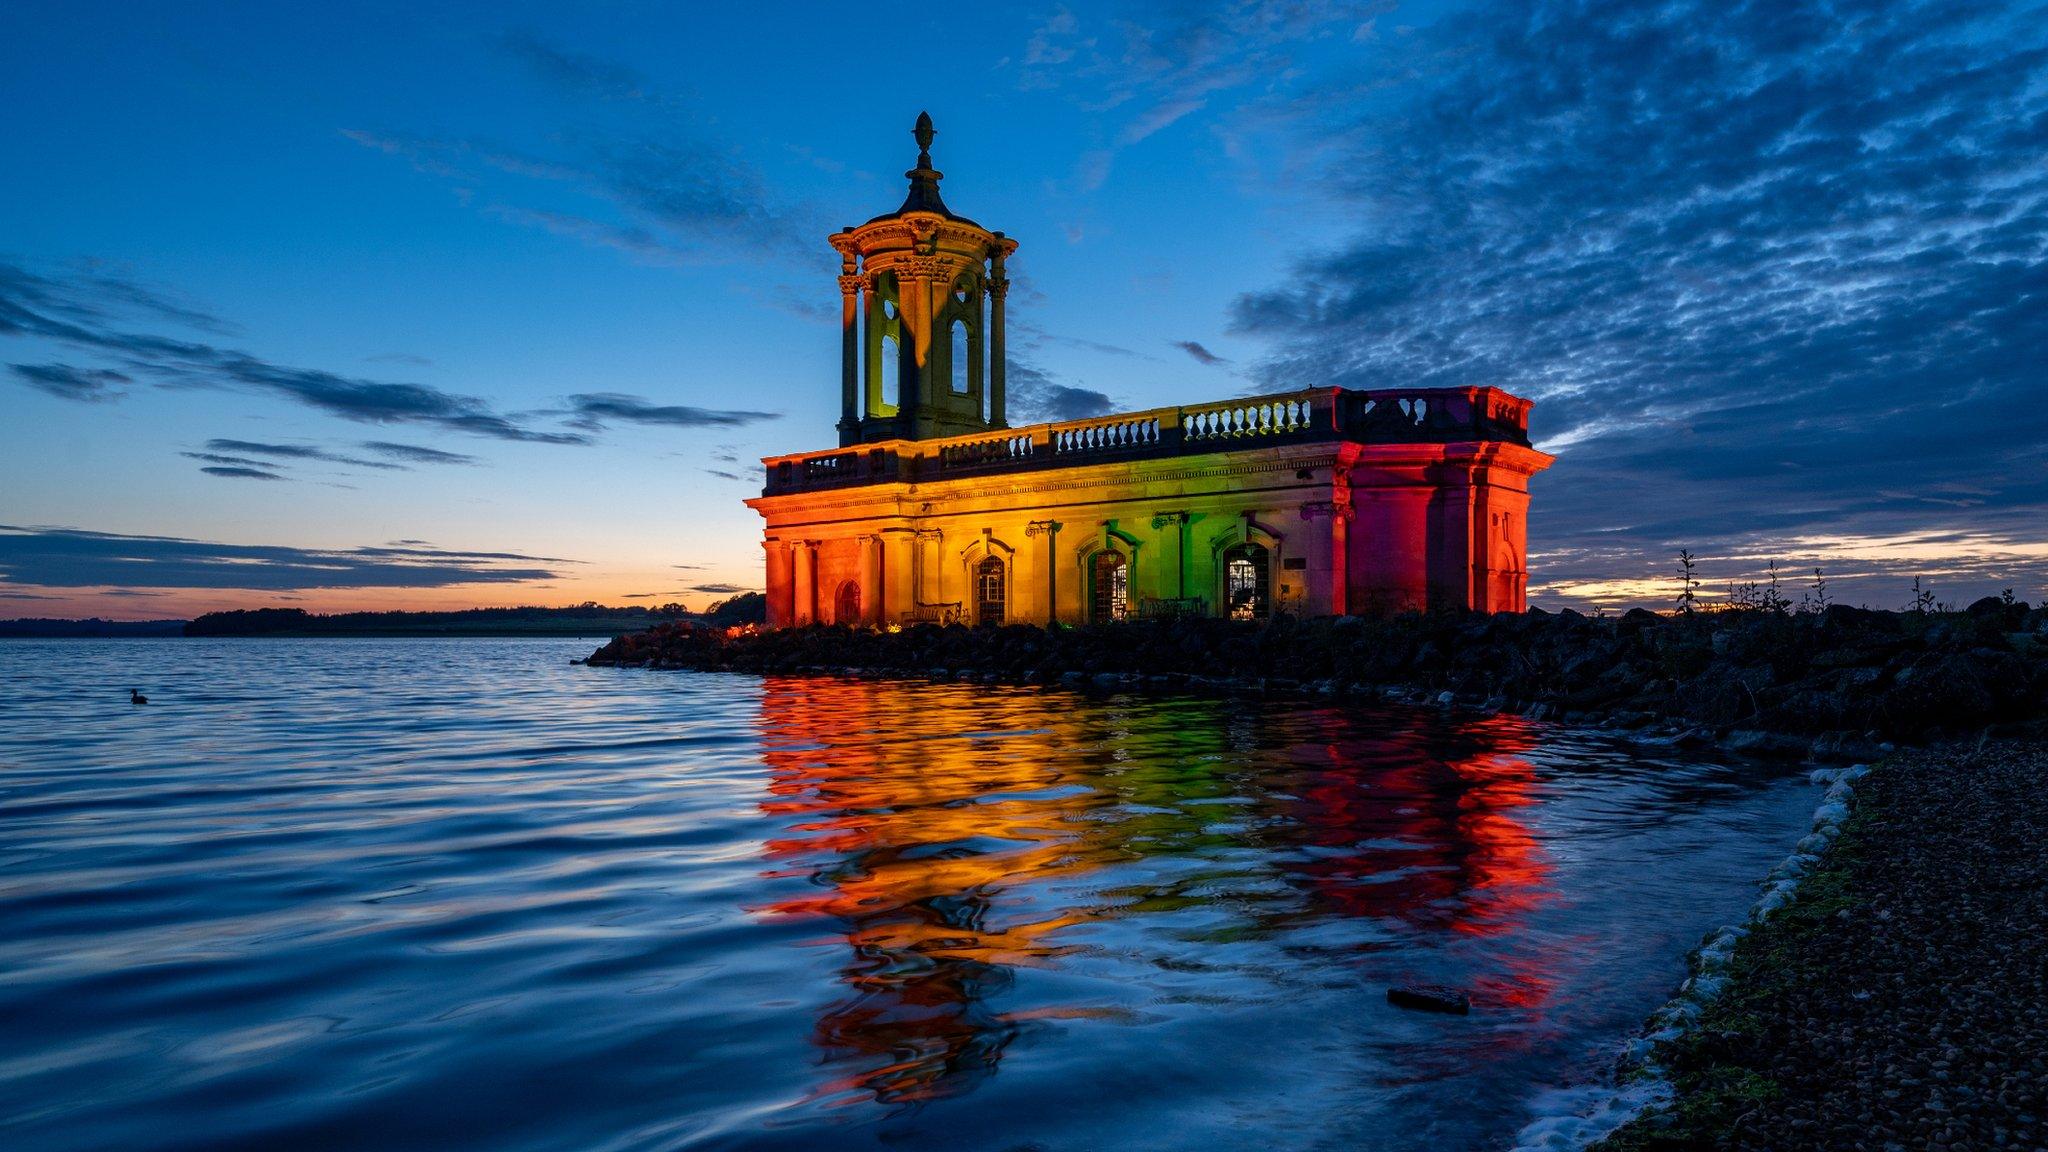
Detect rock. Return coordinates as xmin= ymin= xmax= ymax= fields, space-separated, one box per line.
xmin=1387 ymin=984 xmax=1471 ymax=1015
xmin=1966 ymin=596 xmax=2008 ymax=618
xmin=1811 ymin=731 xmax=1888 ymax=762
xmin=1725 ymin=728 xmax=1811 ymax=759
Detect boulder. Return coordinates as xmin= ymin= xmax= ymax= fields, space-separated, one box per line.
xmin=1724 ymin=729 xmax=1811 ymax=759
xmin=1387 ymin=984 xmax=1471 ymax=1014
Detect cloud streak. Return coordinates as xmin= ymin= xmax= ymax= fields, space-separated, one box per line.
xmin=10 ymin=362 xmax=129 ymax=401
xmin=199 ymin=466 xmax=285 ymax=481
xmin=567 ymin=392 xmax=779 ymax=431
xmin=2 ymin=262 xmax=594 ymax=443
xmin=204 ymin=439 xmax=405 ymax=470
xmin=361 ymin=441 xmax=479 ymax=466
xmin=0 ymin=524 xmax=572 ymax=591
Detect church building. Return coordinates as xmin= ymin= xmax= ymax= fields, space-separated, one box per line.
xmin=748 ymin=114 xmax=1553 ymax=628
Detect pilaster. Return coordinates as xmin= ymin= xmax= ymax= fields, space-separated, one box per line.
xmin=1026 ymin=519 xmax=1062 ymax=624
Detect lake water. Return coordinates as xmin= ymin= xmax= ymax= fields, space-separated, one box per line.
xmin=0 ymin=638 xmax=1816 ymax=1151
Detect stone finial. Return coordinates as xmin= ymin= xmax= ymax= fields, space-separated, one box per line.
xmin=895 ymin=110 xmax=951 ymax=217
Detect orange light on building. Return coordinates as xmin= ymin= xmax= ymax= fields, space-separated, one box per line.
xmin=745 ymin=114 xmax=1553 ymax=628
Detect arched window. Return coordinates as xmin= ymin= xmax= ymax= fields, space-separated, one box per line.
xmin=974 ymin=555 xmax=1006 ymax=626
xmin=1222 ymin=543 xmax=1269 ymax=620
xmin=880 ymin=326 xmax=899 ymax=410
xmin=950 ymin=320 xmax=970 ymax=395
xmin=834 ymin=580 xmax=861 ymax=625
xmin=1091 ymin=549 xmax=1128 ymax=622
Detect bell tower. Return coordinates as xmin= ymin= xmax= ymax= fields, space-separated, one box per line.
xmin=831 ymin=112 xmax=1018 ymax=446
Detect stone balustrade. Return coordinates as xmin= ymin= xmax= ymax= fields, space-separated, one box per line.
xmin=762 ymin=385 xmax=1533 ymax=496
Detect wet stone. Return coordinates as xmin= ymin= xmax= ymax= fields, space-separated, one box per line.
xmin=1387 ymin=984 xmax=1471 ymax=1015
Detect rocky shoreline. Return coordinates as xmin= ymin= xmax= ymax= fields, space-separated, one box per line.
xmin=587 ymin=607 xmax=2048 ymax=1147
xmin=1585 ymin=741 xmax=2048 ymax=1151
xmin=1511 ymin=763 xmax=1874 ymax=1151
xmin=586 ymin=600 xmax=2048 ymax=758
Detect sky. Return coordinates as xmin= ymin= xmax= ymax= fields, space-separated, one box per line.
xmin=4 ymin=0 xmax=2046 ymax=619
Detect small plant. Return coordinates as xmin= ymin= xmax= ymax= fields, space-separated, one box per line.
xmin=1801 ymin=567 xmax=1830 ymax=614
xmin=1760 ymin=561 xmax=1791 ymax=615
xmin=2001 ymin=587 xmax=2017 ymax=607
xmin=1906 ymin=576 xmax=1936 ymax=615
xmin=1726 ymin=579 xmax=1760 ymax=611
xmin=1676 ymin=549 xmax=1701 ymax=615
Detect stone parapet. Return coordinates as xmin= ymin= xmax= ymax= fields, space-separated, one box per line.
xmin=761 ymin=385 xmax=1535 ymax=497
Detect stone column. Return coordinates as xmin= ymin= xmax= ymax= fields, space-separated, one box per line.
xmin=1298 ymin=501 xmax=1354 ymax=617
xmin=1026 ymin=519 xmax=1061 ymax=624
xmin=988 ymin=247 xmax=1008 ymax=427
xmin=837 ymin=266 xmax=863 ymax=446
xmin=880 ymin=527 xmax=917 ymax=624
xmin=1426 ymin=479 xmax=1478 ymax=613
xmin=862 ymin=280 xmax=880 ymax=417
xmin=904 ymin=233 xmax=940 ymax=433
xmin=1330 ymin=503 xmax=1351 ymax=616
xmin=793 ymin=540 xmax=817 ymax=625
xmin=913 ymin=528 xmax=942 ymax=615
xmin=860 ymin=534 xmax=883 ymax=624
xmin=764 ymin=539 xmax=794 ymax=628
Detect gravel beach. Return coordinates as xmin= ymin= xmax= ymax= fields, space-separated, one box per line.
xmin=1596 ymin=740 xmax=2048 ymax=1150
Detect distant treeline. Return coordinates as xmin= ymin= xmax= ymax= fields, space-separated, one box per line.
xmin=0 ymin=618 xmax=190 ymax=638
xmin=184 ymin=594 xmax=765 ymax=637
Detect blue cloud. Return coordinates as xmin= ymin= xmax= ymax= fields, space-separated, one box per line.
xmin=10 ymin=362 xmax=129 ymax=401
xmin=1223 ymin=0 xmax=2048 ymax=601
xmin=200 ymin=466 xmax=286 ymax=481
xmin=567 ymin=392 xmax=780 ymax=431
xmin=1005 ymin=356 xmax=1116 ymax=422
xmin=0 ymin=524 xmax=572 ymax=590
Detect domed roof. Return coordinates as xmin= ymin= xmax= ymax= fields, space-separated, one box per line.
xmin=864 ymin=112 xmax=984 ymax=228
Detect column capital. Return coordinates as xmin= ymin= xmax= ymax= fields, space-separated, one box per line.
xmin=1151 ymin=511 xmax=1189 ymax=528
xmin=986 ymin=273 xmax=1009 ymax=300
xmin=838 ymin=273 xmax=866 ymax=296
xmin=1025 ymin=519 xmax=1063 ymax=538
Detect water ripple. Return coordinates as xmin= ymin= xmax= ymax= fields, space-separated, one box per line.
xmin=0 ymin=638 xmax=1814 ymax=1151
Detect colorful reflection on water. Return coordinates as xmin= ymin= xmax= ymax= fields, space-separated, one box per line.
xmin=747 ymin=676 xmax=1796 ymax=1144
xmin=0 ymin=640 xmax=1817 ymax=1152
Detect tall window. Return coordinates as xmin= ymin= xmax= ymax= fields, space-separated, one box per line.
xmin=1091 ymin=550 xmax=1128 ymax=622
xmin=1223 ymin=543 xmax=1269 ymax=620
xmin=974 ymin=555 xmax=1006 ymax=626
xmin=950 ymin=319 xmax=970 ymax=395
xmin=834 ymin=580 xmax=861 ymax=625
